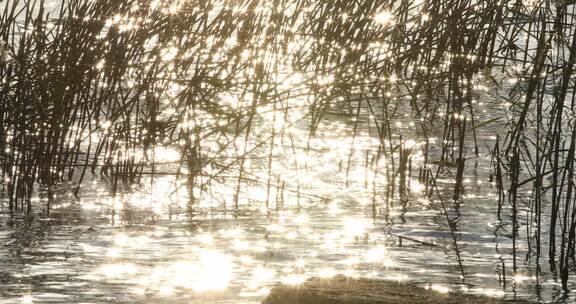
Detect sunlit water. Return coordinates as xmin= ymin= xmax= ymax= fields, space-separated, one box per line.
xmin=1 ymin=0 xmax=573 ymax=303
xmin=0 ymin=108 xmax=572 ymax=303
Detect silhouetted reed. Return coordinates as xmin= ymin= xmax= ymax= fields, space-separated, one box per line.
xmin=2 ymin=0 xmax=576 ymax=292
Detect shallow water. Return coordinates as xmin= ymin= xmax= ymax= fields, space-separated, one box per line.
xmin=1 ymin=1 xmax=574 ymax=303
xmin=0 ymin=125 xmax=572 ymax=303
xmin=0 ymin=85 xmax=568 ymax=303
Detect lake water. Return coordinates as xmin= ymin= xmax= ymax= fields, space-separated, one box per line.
xmin=0 ymin=104 xmax=571 ymax=303
xmin=1 ymin=0 xmax=574 ymax=303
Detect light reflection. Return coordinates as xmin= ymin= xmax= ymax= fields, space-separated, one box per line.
xmin=318 ymin=268 xmax=338 ymax=278
xmin=512 ymin=274 xmax=536 ymax=284
xmin=166 ymin=251 xmax=234 ymax=292
xmin=365 ymin=247 xmax=388 ymax=263
xmin=374 ymin=11 xmax=394 ymax=25
xmin=196 ymin=234 xmax=214 ymax=245
xmin=343 ymin=217 xmax=373 ymax=237
xmin=159 ymin=285 xmax=175 ymax=296
xmin=251 ymin=268 xmax=276 ymax=286
xmin=68 ymin=42 xmax=511 ymax=301
xmin=2 ymin=0 xmax=548 ymax=301
xmin=107 ymin=248 xmax=120 ymax=257
xmin=430 ymin=284 xmax=450 ymax=294
xmin=486 ymin=290 xmax=506 ymax=298
xmin=98 ymin=263 xmax=138 ymax=278
xmin=281 ymin=275 xmax=307 ymax=286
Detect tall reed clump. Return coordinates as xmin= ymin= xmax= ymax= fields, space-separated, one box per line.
xmin=0 ymin=0 xmax=314 ymax=214
xmin=491 ymin=1 xmax=576 ymax=291
xmin=2 ymin=0 xmax=576 ymax=291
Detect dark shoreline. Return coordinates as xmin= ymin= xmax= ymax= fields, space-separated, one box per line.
xmin=263 ymin=275 xmax=527 ymax=304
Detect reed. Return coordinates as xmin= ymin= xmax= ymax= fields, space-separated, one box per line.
xmin=2 ymin=0 xmax=576 ymax=292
